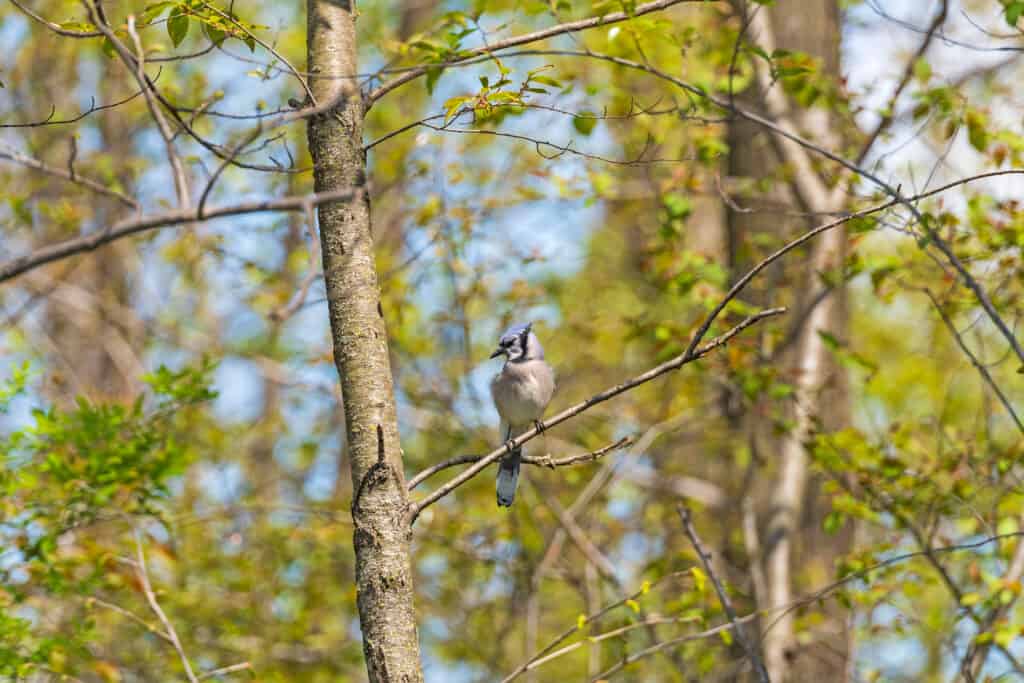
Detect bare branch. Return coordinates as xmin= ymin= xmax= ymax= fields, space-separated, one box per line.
xmin=0 ymin=188 xmax=357 ymax=284
xmin=0 ymin=86 xmax=150 ymax=129
xmin=197 ymin=662 xmax=253 ymax=680
xmin=407 ymin=436 xmax=633 ymax=490
xmin=679 ymin=506 xmax=771 ymax=683
xmin=0 ymin=143 xmax=138 ymax=210
xmin=119 ymin=12 xmax=191 ymax=208
xmin=86 ymin=596 xmax=173 ymax=643
xmin=541 ymin=489 xmax=619 ymax=582
xmin=591 ymin=615 xmax=759 ymax=682
xmin=133 ymin=529 xmax=199 ymax=683
xmin=856 ymin=0 xmax=949 ymax=165
xmin=923 ymin=288 xmax=1024 ymax=435
xmin=9 ymin=0 xmax=102 ymax=37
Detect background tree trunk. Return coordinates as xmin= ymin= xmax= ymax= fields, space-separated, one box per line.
xmin=306 ymin=2 xmax=423 ymax=680
xmin=726 ymin=2 xmax=851 ymax=680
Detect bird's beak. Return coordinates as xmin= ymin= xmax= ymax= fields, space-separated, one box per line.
xmin=490 ymin=347 xmax=506 ymax=359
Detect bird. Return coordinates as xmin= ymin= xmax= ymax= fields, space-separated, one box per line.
xmin=489 ymin=322 xmax=555 ymax=507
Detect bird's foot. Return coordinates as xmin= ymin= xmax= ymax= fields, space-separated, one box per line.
xmin=533 ymin=419 xmax=546 ymax=434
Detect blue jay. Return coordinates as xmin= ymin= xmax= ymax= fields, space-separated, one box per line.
xmin=489 ymin=322 xmax=555 ymax=507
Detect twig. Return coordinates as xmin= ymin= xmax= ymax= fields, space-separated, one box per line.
xmin=119 ymin=12 xmax=191 ymax=208
xmin=0 ymin=142 xmax=138 ymax=209
xmin=9 ymin=0 xmax=102 ymax=36
xmin=407 ymin=436 xmax=633 ymax=490
xmin=0 ymin=86 xmax=148 ymax=129
xmin=197 ymin=126 xmax=264 ymax=216
xmin=541 ymin=489 xmax=619 ymax=582
xmin=86 ymin=596 xmax=173 ymax=643
xmin=856 ymin=0 xmax=949 ymax=165
xmin=198 ymin=1 xmax=316 ymax=106
xmin=270 ymin=202 xmax=322 ymax=321
xmin=679 ymin=506 xmax=771 ymax=683
xmin=197 ymin=661 xmax=253 ymax=680
xmin=133 ymin=530 xmax=199 ymax=683
xmin=522 ymin=616 xmax=699 ymax=674
xmin=923 ymin=288 xmax=1024 ymax=435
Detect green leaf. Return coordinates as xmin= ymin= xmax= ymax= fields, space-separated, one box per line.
xmin=572 ymin=113 xmax=598 ymax=136
xmin=966 ymin=110 xmax=989 ymax=152
xmin=100 ymin=37 xmax=117 ymax=59
xmin=530 ymin=75 xmax=562 ymax=88
xmin=203 ymin=21 xmax=227 ymax=47
xmin=662 ymin=193 xmax=692 ymax=220
xmin=167 ymin=7 xmax=190 ymax=47
xmin=425 ymin=66 xmax=444 ymax=95
xmin=817 ymin=330 xmax=840 ymax=351
xmin=691 ymin=566 xmax=707 ymax=593
xmin=823 ymin=510 xmax=845 ymax=535
xmin=960 ymin=592 xmax=982 ymax=607
xmin=912 ymin=58 xmax=931 ymax=82
xmin=442 ymin=96 xmax=468 ymax=124
xmin=139 ymin=1 xmax=174 ymax=25
xmin=1006 ymin=1 xmax=1024 ymax=26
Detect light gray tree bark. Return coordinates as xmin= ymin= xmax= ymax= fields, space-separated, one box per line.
xmin=306 ymin=2 xmax=424 ymax=680
xmin=727 ymin=2 xmax=850 ymax=681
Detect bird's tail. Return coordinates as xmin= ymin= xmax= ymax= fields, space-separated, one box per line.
xmin=497 ymin=420 xmax=522 ymax=507
xmin=496 ymin=447 xmax=521 ymax=507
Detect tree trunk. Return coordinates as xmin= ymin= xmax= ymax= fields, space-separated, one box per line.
xmin=727 ymin=2 xmax=850 ymax=681
xmin=306 ymin=2 xmax=424 ymax=681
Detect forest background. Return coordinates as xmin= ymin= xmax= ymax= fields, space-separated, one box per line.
xmin=2 ymin=0 xmax=1024 ymax=681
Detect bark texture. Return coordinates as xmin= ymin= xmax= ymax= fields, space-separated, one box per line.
xmin=306 ymin=2 xmax=423 ymax=680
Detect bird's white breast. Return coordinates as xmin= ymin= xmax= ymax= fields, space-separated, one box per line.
xmin=490 ymin=360 xmax=554 ymax=425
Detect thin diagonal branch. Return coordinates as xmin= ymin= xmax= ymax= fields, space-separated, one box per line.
xmin=197 ymin=662 xmax=253 ymax=680
xmin=120 ymin=12 xmax=191 ymax=208
xmin=923 ymin=288 xmax=1024 ymax=435
xmin=86 ymin=596 xmax=173 ymax=643
xmin=133 ymin=529 xmax=199 ymax=683
xmin=855 ymin=0 xmax=949 ymax=165
xmin=541 ymin=489 xmax=619 ymax=582
xmin=0 ymin=143 xmax=139 ymax=209
xmin=679 ymin=506 xmax=771 ymax=683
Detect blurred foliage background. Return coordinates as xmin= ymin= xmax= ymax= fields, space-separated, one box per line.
xmin=1 ymin=0 xmax=1023 ymax=681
